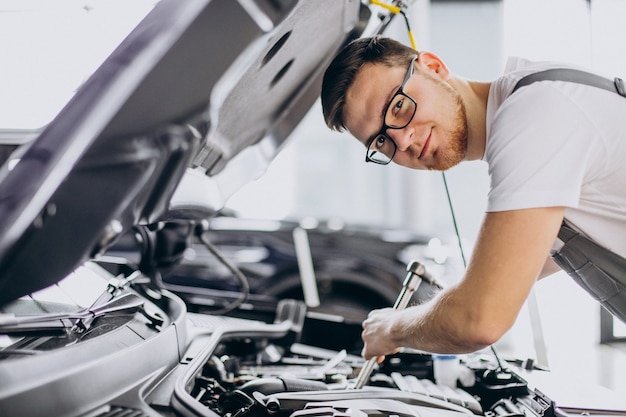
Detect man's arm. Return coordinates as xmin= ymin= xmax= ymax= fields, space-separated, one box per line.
xmin=539 ymin=257 xmax=561 ymax=279
xmin=361 ymin=206 xmax=565 ymax=358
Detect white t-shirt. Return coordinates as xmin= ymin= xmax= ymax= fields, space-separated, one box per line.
xmin=484 ymin=57 xmax=626 ymax=258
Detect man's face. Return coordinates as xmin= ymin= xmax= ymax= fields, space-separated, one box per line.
xmin=343 ymin=57 xmax=468 ymax=171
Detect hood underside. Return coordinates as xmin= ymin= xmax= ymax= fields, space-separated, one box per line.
xmin=0 ymin=0 xmax=369 ymax=305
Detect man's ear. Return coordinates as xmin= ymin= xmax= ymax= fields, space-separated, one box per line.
xmin=417 ymin=51 xmax=450 ymax=80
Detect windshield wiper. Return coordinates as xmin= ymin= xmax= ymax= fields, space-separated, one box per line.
xmin=0 ymin=292 xmax=144 ymax=334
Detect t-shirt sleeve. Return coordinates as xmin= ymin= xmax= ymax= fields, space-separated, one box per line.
xmin=485 ymin=83 xmax=595 ymax=212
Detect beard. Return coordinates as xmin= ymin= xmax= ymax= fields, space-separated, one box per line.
xmin=427 ymin=77 xmax=469 ymax=171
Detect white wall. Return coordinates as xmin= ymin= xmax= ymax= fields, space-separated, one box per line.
xmin=0 ymin=0 xmax=156 ymax=130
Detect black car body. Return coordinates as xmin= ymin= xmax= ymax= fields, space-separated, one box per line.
xmin=111 ymin=214 xmax=456 ymax=352
xmin=1 ymin=1 xmax=625 ymax=416
xmin=163 ymin=216 xmax=446 ymax=315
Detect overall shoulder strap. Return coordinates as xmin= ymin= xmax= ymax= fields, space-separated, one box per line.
xmin=514 ymin=69 xmax=626 ymax=321
xmin=512 ymin=68 xmax=626 ymax=97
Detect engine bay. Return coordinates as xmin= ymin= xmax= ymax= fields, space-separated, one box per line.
xmin=2 ymin=261 xmax=625 ymax=417
xmin=166 ymin=301 xmax=570 ymax=417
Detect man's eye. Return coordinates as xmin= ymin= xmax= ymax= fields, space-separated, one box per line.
xmin=391 ymin=95 xmax=404 ymax=114
xmin=375 ymin=136 xmax=386 ymax=149
xmin=393 ymin=97 xmax=404 ymax=113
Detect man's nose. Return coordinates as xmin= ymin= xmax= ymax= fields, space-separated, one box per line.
xmin=387 ymin=127 xmax=412 ymax=152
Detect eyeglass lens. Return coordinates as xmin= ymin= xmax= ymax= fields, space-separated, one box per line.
xmin=367 ymin=93 xmax=416 ymax=164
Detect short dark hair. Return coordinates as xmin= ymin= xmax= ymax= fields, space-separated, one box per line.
xmin=321 ymin=36 xmax=417 ymax=132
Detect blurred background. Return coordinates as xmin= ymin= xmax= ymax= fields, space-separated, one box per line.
xmin=1 ymin=0 xmax=625 ymax=394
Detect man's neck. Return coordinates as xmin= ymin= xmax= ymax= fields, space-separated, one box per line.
xmin=451 ymin=78 xmax=491 ymax=161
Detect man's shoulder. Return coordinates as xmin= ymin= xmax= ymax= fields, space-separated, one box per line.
xmin=487 ymin=57 xmax=595 ymax=125
xmin=494 ymin=57 xmax=579 ymax=97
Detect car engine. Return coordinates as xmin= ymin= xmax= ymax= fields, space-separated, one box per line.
xmin=1 ymin=261 xmax=623 ymax=417
xmin=161 ymin=300 xmax=568 ymax=417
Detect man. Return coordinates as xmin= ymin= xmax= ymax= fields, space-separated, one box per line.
xmin=320 ymin=36 xmax=626 ymax=360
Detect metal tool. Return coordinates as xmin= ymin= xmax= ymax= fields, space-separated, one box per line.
xmin=0 ymin=292 xmax=144 ymax=329
xmin=352 ymin=260 xmax=433 ymax=389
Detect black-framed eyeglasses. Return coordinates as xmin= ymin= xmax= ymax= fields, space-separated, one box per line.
xmin=365 ymin=55 xmax=418 ymax=165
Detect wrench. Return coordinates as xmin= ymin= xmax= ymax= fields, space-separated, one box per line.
xmin=352 ymin=261 xmax=434 ymax=389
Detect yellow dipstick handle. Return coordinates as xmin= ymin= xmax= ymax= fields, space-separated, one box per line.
xmin=369 ymin=0 xmax=417 ymax=50
xmin=370 ymin=0 xmax=402 ymax=14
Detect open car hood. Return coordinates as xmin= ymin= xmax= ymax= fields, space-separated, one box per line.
xmin=0 ymin=0 xmax=370 ymax=306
